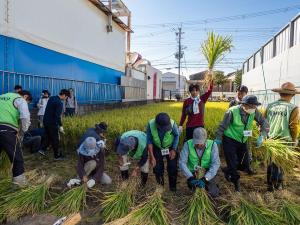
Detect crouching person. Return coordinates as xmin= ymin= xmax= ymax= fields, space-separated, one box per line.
xmin=76 ymin=122 xmax=111 ymax=188
xmin=116 ymin=130 xmax=149 ymax=186
xmin=179 ymin=127 xmax=220 ymax=198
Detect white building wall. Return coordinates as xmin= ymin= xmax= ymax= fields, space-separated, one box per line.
xmin=0 ymin=0 xmax=126 ymax=72
xmin=162 ymin=72 xmax=187 ymax=92
xmin=146 ymin=65 xmax=162 ymax=100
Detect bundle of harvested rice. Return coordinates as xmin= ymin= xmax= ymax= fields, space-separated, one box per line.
xmin=181 ymin=188 xmax=221 ymax=225
xmin=101 ymin=179 xmax=138 ymax=222
xmin=253 ymin=138 xmax=300 ymax=173
xmin=105 ymin=187 xmax=170 ymax=225
xmin=0 ymin=175 xmax=54 ymax=222
xmin=48 ymin=184 xmax=87 ymax=217
xmin=279 ymin=200 xmax=300 ymax=225
xmin=222 ymin=194 xmax=284 ymax=225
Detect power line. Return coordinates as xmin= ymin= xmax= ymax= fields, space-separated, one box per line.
xmin=133 ymin=5 xmax=300 ymax=28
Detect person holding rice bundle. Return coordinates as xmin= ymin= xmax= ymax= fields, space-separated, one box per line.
xmin=215 ymin=95 xmax=269 ymax=192
xmin=179 ymin=127 xmax=220 ymax=197
xmin=147 ymin=112 xmax=179 ymax=192
xmin=179 ymin=81 xmax=213 ymax=141
xmin=264 ymin=82 xmax=299 ymax=191
xmin=73 ymin=122 xmax=112 ymax=188
xmin=116 ymin=130 xmax=149 ymax=186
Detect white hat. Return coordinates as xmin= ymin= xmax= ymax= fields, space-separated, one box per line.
xmin=193 ymin=127 xmax=207 ymax=145
xmin=83 ymin=137 xmax=97 ymax=151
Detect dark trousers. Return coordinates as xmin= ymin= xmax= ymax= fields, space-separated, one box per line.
xmin=0 ymin=125 xmax=24 ymax=177
xmin=23 ymin=136 xmax=41 ymax=153
xmin=187 ymin=177 xmax=220 ymax=198
xmin=153 ymin=147 xmax=177 ymax=190
xmin=64 ymin=108 xmax=75 ymax=117
xmin=223 ymin=136 xmax=250 ymax=182
xmin=267 ymin=163 xmax=283 ymax=187
xmin=185 ymin=126 xmax=203 ymax=141
xmin=42 ymin=125 xmax=61 ymax=158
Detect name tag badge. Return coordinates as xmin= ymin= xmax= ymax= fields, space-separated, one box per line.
xmin=161 ymin=148 xmax=170 ymax=156
xmin=243 ymin=130 xmax=253 ymax=137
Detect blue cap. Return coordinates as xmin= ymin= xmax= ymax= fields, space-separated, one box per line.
xmin=241 ymin=95 xmax=261 ymax=106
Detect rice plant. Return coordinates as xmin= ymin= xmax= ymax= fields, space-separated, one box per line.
xmin=0 ymin=151 xmax=11 ymax=177
xmin=253 ymin=138 xmax=300 ymax=173
xmin=221 ymin=194 xmax=284 ymax=225
xmin=101 ymin=179 xmax=138 ymax=222
xmin=279 ymin=200 xmax=300 ymax=225
xmin=0 ymin=175 xmax=54 ymax=222
xmin=48 ymin=184 xmax=87 ymax=217
xmin=106 ymin=187 xmax=170 ymax=225
xmin=181 ymin=188 xmax=221 ymax=225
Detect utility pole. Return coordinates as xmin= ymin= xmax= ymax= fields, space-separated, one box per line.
xmin=175 ymin=26 xmax=184 ymax=93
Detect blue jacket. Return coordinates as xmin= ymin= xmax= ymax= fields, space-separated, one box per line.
xmin=43 ymin=96 xmax=63 ymax=127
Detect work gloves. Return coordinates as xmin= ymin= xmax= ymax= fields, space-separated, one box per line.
xmin=59 ymin=126 xmax=65 ymax=134
xmin=256 ymin=135 xmax=264 ymax=147
xmin=214 ymin=139 xmax=222 ymax=145
xmin=188 ymin=177 xmax=206 ymax=189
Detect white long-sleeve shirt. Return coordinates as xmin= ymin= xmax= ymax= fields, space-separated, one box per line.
xmin=14 ymin=98 xmax=31 ymax=132
xmin=37 ymin=98 xmax=49 ymax=116
xmin=179 ymin=141 xmax=220 ymax=181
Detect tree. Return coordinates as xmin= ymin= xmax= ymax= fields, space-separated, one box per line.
xmin=214 ymin=71 xmax=227 ymax=94
xmin=234 ymin=70 xmax=242 ymax=90
xmin=201 ymin=32 xmax=233 ymax=82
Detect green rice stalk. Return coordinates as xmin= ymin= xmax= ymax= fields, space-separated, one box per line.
xmin=181 ymin=188 xmax=222 ymax=225
xmin=106 ymin=188 xmax=170 ymax=225
xmin=0 ymin=178 xmax=13 ymax=197
xmin=253 ymin=138 xmax=300 ymax=174
xmin=48 ymin=184 xmax=87 ymax=217
xmin=0 ymin=175 xmax=54 ymax=222
xmin=223 ymin=195 xmax=284 ymax=225
xmin=0 ymin=151 xmax=11 ymax=177
xmin=129 ymin=188 xmax=169 ymax=225
xmin=279 ymin=200 xmax=300 ymax=225
xmin=101 ymin=179 xmax=138 ymax=222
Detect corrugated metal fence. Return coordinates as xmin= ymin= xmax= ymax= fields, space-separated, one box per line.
xmin=250 ymin=88 xmax=300 ymax=108
xmin=0 ymin=70 xmax=122 ymax=104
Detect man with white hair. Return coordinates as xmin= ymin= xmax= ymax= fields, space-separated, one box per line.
xmin=179 ymin=127 xmax=220 ymax=197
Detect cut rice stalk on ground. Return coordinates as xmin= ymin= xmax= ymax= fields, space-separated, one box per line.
xmin=279 ymin=200 xmax=300 ymax=225
xmin=48 ymin=184 xmax=87 ymax=217
xmin=101 ymin=178 xmax=138 ymax=222
xmin=0 ymin=175 xmax=55 ymax=222
xmin=253 ymin=138 xmax=300 ymax=173
xmin=180 ymin=188 xmax=222 ymax=225
xmin=221 ymin=193 xmax=284 ymax=225
xmin=105 ymin=187 xmax=170 ymax=225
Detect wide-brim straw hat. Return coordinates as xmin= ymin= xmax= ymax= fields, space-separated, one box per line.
xmin=272 ymin=82 xmax=300 ymax=94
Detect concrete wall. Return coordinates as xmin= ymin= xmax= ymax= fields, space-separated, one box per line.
xmin=0 ymin=0 xmax=126 ymax=74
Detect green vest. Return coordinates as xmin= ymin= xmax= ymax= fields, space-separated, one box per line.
xmin=0 ymin=93 xmax=21 ymax=128
xmin=224 ymin=105 xmax=255 ymax=143
xmin=149 ymin=119 xmax=175 ymax=149
xmin=187 ymin=139 xmax=213 ymax=172
xmin=266 ymin=100 xmax=296 ymax=141
xmin=120 ymin=130 xmax=147 ymax=160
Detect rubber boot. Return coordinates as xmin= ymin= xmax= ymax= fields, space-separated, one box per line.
xmin=140 ymin=172 xmax=148 ymax=187
xmin=155 ymin=174 xmax=164 ymax=186
xmin=234 ymin=180 xmax=241 ymax=192
xmin=121 ymin=170 xmax=129 ymax=180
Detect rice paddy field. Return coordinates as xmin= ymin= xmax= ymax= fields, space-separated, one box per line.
xmin=1 ymin=101 xmax=300 ymax=225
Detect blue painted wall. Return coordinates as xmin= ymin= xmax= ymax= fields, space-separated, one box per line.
xmin=0 ymin=34 xmax=124 ymax=84
xmin=0 ymin=35 xmax=123 ymax=103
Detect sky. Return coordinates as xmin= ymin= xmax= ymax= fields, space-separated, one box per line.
xmin=123 ymin=0 xmax=300 ymax=78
